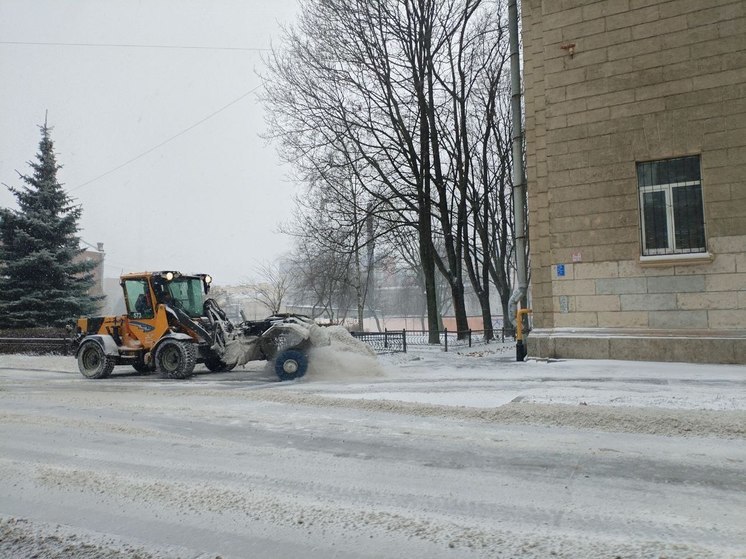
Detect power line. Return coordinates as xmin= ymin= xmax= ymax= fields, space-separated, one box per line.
xmin=0 ymin=40 xmax=269 ymax=52
xmin=70 ymin=84 xmax=262 ymax=192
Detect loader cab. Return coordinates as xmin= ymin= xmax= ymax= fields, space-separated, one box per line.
xmin=121 ymin=271 xmax=213 ymax=321
xmin=153 ymin=275 xmax=209 ymax=318
xmin=123 ymin=278 xmax=155 ymax=319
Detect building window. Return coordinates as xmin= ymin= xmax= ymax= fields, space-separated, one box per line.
xmin=637 ymin=156 xmax=706 ymax=256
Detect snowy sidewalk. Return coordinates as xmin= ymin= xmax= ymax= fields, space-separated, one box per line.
xmin=288 ymin=344 xmax=746 ymax=412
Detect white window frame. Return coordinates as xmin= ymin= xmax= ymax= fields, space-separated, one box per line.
xmin=637 ymin=157 xmax=706 ymax=257
xmin=638 ymin=180 xmax=706 ymax=256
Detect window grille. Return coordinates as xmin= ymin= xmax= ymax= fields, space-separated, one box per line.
xmin=637 ymin=156 xmax=706 ymax=256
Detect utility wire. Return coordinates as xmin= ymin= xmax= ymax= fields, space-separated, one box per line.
xmin=0 ymin=40 xmax=269 ymax=52
xmin=70 ymin=83 xmax=262 ymax=192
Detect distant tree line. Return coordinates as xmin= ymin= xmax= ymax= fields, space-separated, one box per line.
xmin=261 ymin=0 xmax=518 ymax=341
xmin=0 ymin=121 xmax=100 ymax=329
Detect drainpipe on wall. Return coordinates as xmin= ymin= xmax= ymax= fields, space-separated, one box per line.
xmin=507 ymin=0 xmax=529 ymax=351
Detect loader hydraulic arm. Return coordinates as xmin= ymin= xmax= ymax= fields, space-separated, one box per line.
xmin=166 ymin=304 xmax=213 ymax=344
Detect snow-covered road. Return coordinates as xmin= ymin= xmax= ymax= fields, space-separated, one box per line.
xmin=0 ymin=348 xmax=744 ymax=558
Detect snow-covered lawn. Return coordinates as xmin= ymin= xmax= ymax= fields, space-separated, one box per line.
xmin=1 ymin=346 xmax=744 ymax=558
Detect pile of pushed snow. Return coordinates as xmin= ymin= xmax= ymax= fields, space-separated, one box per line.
xmin=305 ymin=326 xmax=383 ymax=381
xmin=0 ymin=516 xmax=171 ymax=559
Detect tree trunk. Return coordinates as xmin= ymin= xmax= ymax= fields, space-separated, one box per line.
xmin=450 ymin=277 xmax=469 ymax=337
xmin=419 ymin=214 xmax=440 ymax=344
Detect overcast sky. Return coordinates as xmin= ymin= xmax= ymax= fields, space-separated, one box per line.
xmin=0 ymin=0 xmax=301 ymax=285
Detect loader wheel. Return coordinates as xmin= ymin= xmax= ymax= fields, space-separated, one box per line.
xmin=155 ymin=340 xmax=196 ymax=379
xmin=204 ymin=355 xmax=236 ymax=373
xmin=274 ymin=349 xmax=308 ymax=381
xmin=77 ymin=341 xmax=115 ymax=379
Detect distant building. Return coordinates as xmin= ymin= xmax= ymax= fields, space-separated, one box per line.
xmin=522 ymin=0 xmax=746 ymax=363
xmin=77 ymin=242 xmax=105 ymax=303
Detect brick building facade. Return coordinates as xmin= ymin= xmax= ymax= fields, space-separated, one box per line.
xmin=522 ymin=0 xmax=746 ymax=363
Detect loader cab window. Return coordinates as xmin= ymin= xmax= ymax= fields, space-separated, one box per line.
xmin=163 ymin=277 xmax=205 ymax=318
xmin=124 ymin=280 xmax=154 ymax=319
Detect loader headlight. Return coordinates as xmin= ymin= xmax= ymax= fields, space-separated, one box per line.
xmin=204 ymin=275 xmax=212 ymax=285
xmin=164 ymin=272 xmax=174 ymax=281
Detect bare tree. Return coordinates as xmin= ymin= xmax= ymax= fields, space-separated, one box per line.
xmin=421 ymin=0 xmax=512 ymax=340
xmin=279 ymin=151 xmax=382 ymax=329
xmin=262 ymin=0 xmax=442 ymax=342
xmin=484 ymin=86 xmax=517 ymax=330
xmin=262 ymin=0 xmax=516 ymax=342
xmin=286 ymin=236 xmax=354 ymax=323
xmin=251 ymin=261 xmax=291 ymax=315
xmin=453 ymin=9 xmax=513 ymax=339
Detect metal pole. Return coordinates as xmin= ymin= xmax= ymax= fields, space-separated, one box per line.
xmin=507 ymin=0 xmax=529 ymax=328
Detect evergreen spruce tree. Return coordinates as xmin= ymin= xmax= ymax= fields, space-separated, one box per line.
xmin=0 ymin=120 xmax=100 ymax=328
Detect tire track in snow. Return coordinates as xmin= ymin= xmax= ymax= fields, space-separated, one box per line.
xmin=28 ymin=465 xmax=730 ymax=559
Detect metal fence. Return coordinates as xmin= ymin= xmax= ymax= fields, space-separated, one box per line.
xmin=349 ymin=331 xmax=407 ymax=353
xmin=351 ymin=328 xmax=514 ymax=354
xmin=0 ymin=337 xmax=73 ymax=355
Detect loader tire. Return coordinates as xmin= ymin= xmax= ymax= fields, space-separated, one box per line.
xmin=274 ymin=349 xmax=308 ymax=381
xmin=204 ymin=355 xmax=236 ymax=372
xmin=155 ymin=340 xmax=196 ymax=379
xmin=78 ymin=341 xmax=116 ymax=379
